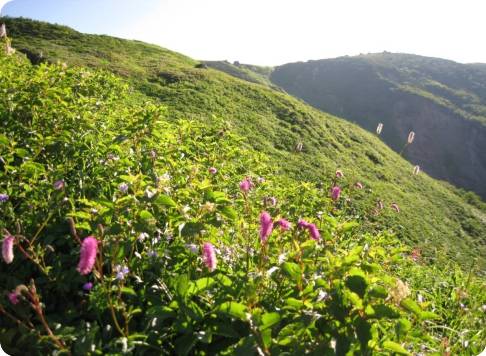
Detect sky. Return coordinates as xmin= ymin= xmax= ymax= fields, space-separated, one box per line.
xmin=1 ymin=0 xmax=485 ymax=66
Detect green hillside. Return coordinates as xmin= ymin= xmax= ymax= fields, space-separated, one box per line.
xmin=270 ymin=53 xmax=486 ymax=199
xmin=202 ymin=60 xmax=276 ymax=88
xmin=0 ymin=19 xmax=485 ymax=355
xmin=3 ymin=17 xmax=485 ymax=269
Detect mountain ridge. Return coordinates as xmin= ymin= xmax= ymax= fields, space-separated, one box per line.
xmin=270 ymin=52 xmax=486 ymax=199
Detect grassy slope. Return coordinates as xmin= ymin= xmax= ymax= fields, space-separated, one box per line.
xmin=202 ymin=60 xmax=276 ymax=88
xmin=3 ymin=17 xmax=486 ymax=269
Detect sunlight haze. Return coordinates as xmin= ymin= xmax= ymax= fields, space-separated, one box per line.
xmin=2 ymin=0 xmax=486 ymax=65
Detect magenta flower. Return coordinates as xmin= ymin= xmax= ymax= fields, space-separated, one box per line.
xmin=259 ymin=211 xmax=273 ymax=243
xmin=202 ymin=242 xmax=217 ymax=272
xmin=331 ymin=186 xmax=341 ymax=201
xmin=83 ymin=282 xmax=94 ymax=291
xmin=277 ymin=218 xmax=291 ymax=231
xmin=297 ymin=219 xmax=320 ymax=241
xmin=239 ymin=177 xmax=253 ymax=193
xmin=8 ymin=292 xmax=19 ymax=305
xmin=335 ymin=170 xmax=344 ymax=178
xmin=77 ymin=236 xmax=98 ymax=275
xmin=2 ymin=235 xmax=14 ymax=264
xmin=208 ymin=167 xmax=218 ymax=175
xmin=298 ymin=219 xmax=310 ymax=229
xmin=391 ymin=203 xmax=400 ymax=213
xmin=53 ymin=179 xmax=65 ymax=190
xmin=307 ymin=223 xmax=321 ymax=241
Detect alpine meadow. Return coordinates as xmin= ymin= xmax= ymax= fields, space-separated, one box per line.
xmin=0 ymin=17 xmax=485 ymax=356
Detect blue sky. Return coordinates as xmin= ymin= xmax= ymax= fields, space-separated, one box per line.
xmin=1 ymin=0 xmax=486 ymax=66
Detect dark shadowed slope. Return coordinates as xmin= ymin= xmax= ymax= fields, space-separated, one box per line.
xmin=270 ymin=53 xmax=486 ymax=199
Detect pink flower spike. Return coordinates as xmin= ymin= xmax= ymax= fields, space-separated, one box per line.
xmin=2 ymin=235 xmax=14 ymax=264
xmin=307 ymin=223 xmax=321 ymax=241
xmin=202 ymin=242 xmax=217 ymax=272
xmin=331 ymin=186 xmax=341 ymax=201
xmin=239 ymin=177 xmax=253 ymax=193
xmin=277 ymin=218 xmax=291 ymax=231
xmin=298 ymin=219 xmax=310 ymax=229
xmin=77 ymin=236 xmax=98 ymax=275
xmin=8 ymin=292 xmax=19 ymax=305
xmin=391 ymin=203 xmax=400 ymax=213
xmin=259 ymin=211 xmax=273 ymax=243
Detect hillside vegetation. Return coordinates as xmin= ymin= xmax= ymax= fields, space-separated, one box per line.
xmin=0 ymin=18 xmax=485 ymax=355
xmin=3 ymin=17 xmax=486 ymax=269
xmin=270 ymin=53 xmax=486 ymax=199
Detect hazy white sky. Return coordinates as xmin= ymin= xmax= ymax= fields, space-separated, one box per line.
xmin=2 ymin=0 xmax=485 ymax=65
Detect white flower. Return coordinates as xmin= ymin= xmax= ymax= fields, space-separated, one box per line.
xmin=317 ymin=290 xmax=329 ymax=302
xmin=145 ymin=188 xmax=156 ymax=199
xmin=266 ymin=266 xmax=279 ymax=277
xmin=138 ymin=232 xmax=149 ymax=241
xmin=278 ymin=253 xmax=287 ymax=265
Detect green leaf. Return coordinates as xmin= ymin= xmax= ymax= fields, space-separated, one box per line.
xmin=366 ymin=304 xmax=400 ymax=319
xmin=215 ymin=274 xmax=232 ymax=287
xmin=259 ymin=312 xmax=281 ymax=331
xmin=187 ymin=277 xmax=215 ymax=296
xmin=282 ymin=262 xmax=302 ymax=282
xmin=368 ymin=285 xmax=388 ymax=299
xmin=382 ymin=341 xmax=410 ymax=355
xmin=216 ymin=302 xmax=248 ymax=320
xmin=341 ymin=221 xmax=359 ymax=232
xmin=175 ymin=333 xmax=197 ymax=356
xmin=345 ymin=275 xmax=368 ymax=298
xmin=176 ymin=275 xmax=190 ymax=298
xmin=285 ymin=298 xmax=305 ymax=309
xmin=400 ymin=298 xmax=422 ymax=317
xmin=420 ymin=311 xmax=439 ymax=320
xmin=396 ymin=318 xmax=411 ymax=338
xmin=139 ymin=209 xmax=154 ymax=220
xmin=120 ymin=287 xmax=137 ymax=297
xmin=155 ymin=194 xmax=177 ymax=207
xmin=0 ymin=134 xmax=10 ymax=146
xmin=219 ymin=206 xmax=237 ymax=220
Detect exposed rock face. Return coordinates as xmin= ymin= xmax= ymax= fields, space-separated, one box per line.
xmin=271 ymin=53 xmax=486 ymax=198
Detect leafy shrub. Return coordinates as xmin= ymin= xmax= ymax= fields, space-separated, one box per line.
xmin=0 ymin=44 xmax=484 ymax=355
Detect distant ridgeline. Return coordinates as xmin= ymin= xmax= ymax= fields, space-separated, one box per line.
xmin=270 ymin=53 xmax=486 ymax=199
